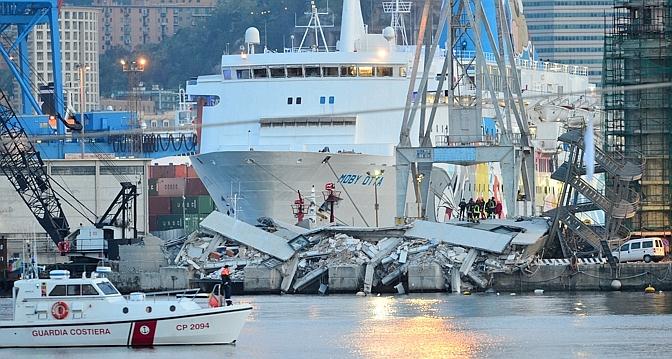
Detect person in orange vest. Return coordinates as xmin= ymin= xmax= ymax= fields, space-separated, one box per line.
xmin=220 ymin=265 xmax=233 ymax=306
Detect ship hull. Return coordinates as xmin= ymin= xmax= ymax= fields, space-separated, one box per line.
xmin=0 ymin=305 xmax=251 ymax=348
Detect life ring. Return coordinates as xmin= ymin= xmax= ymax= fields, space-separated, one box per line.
xmin=51 ymin=301 xmax=69 ymax=320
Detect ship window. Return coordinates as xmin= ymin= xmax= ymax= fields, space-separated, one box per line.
xmin=358 ymin=66 xmax=373 ymax=77
xmin=305 ymin=66 xmax=321 ymax=77
xmin=340 ymin=65 xmax=356 ymax=77
xmin=82 ymin=284 xmax=98 ymax=295
xmin=376 ymin=66 xmax=393 ymax=77
xmin=222 ymin=68 xmax=233 ymax=80
xmin=270 ymin=67 xmax=285 ymax=78
xmin=399 ymin=66 xmax=407 ymax=77
xmin=123 ymin=307 xmax=129 ymax=314
xmin=329 ymin=96 xmax=335 ymax=104
xmin=320 ymin=96 xmax=326 ymax=104
xmin=236 ymin=69 xmax=251 ymax=79
xmin=287 ymin=66 xmax=303 ymax=77
xmin=252 ymin=67 xmax=268 ymax=78
xmin=97 ymin=282 xmax=120 ymax=295
xmin=322 ymin=66 xmax=339 ymax=77
xmin=170 ymin=305 xmax=176 ymax=312
xmin=49 ymin=285 xmax=66 ymax=296
xmin=146 ymin=306 xmax=152 ymax=313
xmin=67 ymin=284 xmax=81 ymax=296
xmin=296 ymin=97 xmax=302 ymax=105
xmin=287 ymin=97 xmax=293 ymax=105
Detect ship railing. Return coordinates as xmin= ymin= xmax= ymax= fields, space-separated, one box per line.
xmin=453 ymin=50 xmax=588 ymax=76
xmin=138 ymin=288 xmax=202 ymax=302
xmin=434 ymin=133 xmax=526 ymax=147
xmin=283 ymin=45 xmax=337 ymax=53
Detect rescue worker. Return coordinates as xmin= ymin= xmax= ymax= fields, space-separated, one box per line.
xmin=472 ymin=202 xmax=481 ymax=223
xmin=466 ymin=198 xmax=475 ymax=222
xmin=487 ymin=197 xmax=497 ymax=219
xmin=220 ymin=265 xmax=233 ymax=306
xmin=458 ymin=199 xmax=467 ymax=221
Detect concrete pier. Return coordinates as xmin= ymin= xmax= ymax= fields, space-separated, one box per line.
xmin=328 ymin=265 xmax=364 ymax=292
xmin=244 ymin=265 xmax=282 ymax=293
xmin=408 ymin=263 xmax=446 ymax=292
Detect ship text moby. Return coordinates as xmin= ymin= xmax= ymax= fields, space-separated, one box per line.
xmin=337 ymin=174 xmax=384 ymax=186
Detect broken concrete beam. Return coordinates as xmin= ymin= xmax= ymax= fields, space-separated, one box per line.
xmin=405 ymin=220 xmax=512 ymax=253
xmin=451 ymin=269 xmax=461 ymax=293
xmin=398 ymin=250 xmax=408 ymax=264
xmin=363 ymin=264 xmax=375 ymax=294
xmin=197 ymin=234 xmax=224 ymax=262
xmin=381 ymin=255 xmax=396 ymax=265
xmin=281 ymin=256 xmax=300 ymax=293
xmin=381 ymin=264 xmax=408 ymax=286
xmin=244 ymin=265 xmax=283 ymax=293
xmin=203 ymin=259 xmax=250 ymax=270
xmin=328 ymin=264 xmax=364 ymax=292
xmin=292 ymin=266 xmax=328 ymax=292
xmin=369 ymin=237 xmax=403 ymax=265
xmin=200 ymin=211 xmax=295 ymax=261
xmin=408 ymin=263 xmax=445 ymax=292
xmin=408 ymin=242 xmax=436 ymax=255
xmin=466 ymin=271 xmax=488 ymax=289
xmin=459 ymin=248 xmax=479 ymax=276
xmin=484 ymin=258 xmax=506 ymax=271
xmin=361 ymin=243 xmax=378 ymax=259
xmin=394 ymin=283 xmax=405 ymax=294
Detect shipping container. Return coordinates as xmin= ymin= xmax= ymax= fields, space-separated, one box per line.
xmin=148 ymin=178 xmax=158 ymax=196
xmin=196 ymin=195 xmax=216 ymax=214
xmin=185 ymin=178 xmax=208 ymax=196
xmin=150 ymin=165 xmax=175 ymax=179
xmin=184 ymin=214 xmax=207 ymax=233
xmin=174 ymin=164 xmax=188 ymax=178
xmin=148 ymin=215 xmax=159 ymax=232
xmin=186 ymin=166 xmax=199 ymax=178
xmin=149 ymin=197 xmax=172 ymax=215
xmin=170 ymin=196 xmax=199 ymax=215
xmin=156 ymin=215 xmax=184 ymax=231
xmin=157 ymin=177 xmax=186 ymax=196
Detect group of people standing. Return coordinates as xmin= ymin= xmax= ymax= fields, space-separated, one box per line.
xmin=458 ymin=197 xmax=502 ymax=222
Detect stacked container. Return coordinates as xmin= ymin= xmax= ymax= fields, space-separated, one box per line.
xmin=148 ymin=164 xmax=217 ymax=234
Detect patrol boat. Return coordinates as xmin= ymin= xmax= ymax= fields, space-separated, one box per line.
xmin=0 ymin=269 xmax=251 ymax=347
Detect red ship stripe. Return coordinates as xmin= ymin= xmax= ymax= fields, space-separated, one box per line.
xmin=129 ymin=320 xmax=158 ymax=347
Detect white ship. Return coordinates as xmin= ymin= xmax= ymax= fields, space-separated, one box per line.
xmin=0 ymin=268 xmax=251 ymax=348
xmin=187 ymin=0 xmax=592 ymax=227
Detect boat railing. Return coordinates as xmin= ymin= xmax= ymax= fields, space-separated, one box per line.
xmin=137 ymin=288 xmax=201 ymax=302
xmin=452 ymin=50 xmax=589 ymax=76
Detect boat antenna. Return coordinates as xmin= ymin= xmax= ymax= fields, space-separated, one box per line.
xmin=295 ymin=0 xmax=333 ymax=52
xmin=383 ymin=0 xmax=412 ymax=45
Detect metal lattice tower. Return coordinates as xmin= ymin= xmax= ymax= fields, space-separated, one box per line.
xmin=382 ymin=0 xmax=412 ymax=45
xmin=0 ymin=0 xmax=65 ymax=129
xmin=603 ymin=0 xmax=672 ymax=236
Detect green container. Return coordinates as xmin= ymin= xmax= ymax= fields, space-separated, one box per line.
xmin=156 ymin=215 xmax=184 ymax=230
xmin=148 ymin=178 xmax=158 ymax=196
xmin=196 ymin=195 xmax=216 ymax=214
xmin=170 ymin=197 xmax=199 ymax=214
xmin=184 ymin=214 xmax=201 ymax=233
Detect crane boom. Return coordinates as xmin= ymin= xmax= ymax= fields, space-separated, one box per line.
xmin=0 ymin=88 xmax=70 ymax=245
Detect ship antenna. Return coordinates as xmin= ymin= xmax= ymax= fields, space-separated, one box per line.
xmin=383 ymin=0 xmax=412 ymax=46
xmin=294 ymin=0 xmax=333 ymax=52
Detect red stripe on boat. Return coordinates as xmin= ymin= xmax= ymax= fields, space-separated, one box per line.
xmin=130 ymin=320 xmax=158 ymax=347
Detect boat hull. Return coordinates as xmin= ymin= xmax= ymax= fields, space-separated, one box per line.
xmin=0 ymin=305 xmax=251 ymax=348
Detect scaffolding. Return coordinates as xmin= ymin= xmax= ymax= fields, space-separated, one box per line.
xmin=603 ymin=0 xmax=672 ymax=235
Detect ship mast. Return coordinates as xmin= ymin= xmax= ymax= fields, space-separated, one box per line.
xmin=295 ymin=0 xmax=333 ymax=52
xmin=382 ymin=0 xmax=412 ymax=45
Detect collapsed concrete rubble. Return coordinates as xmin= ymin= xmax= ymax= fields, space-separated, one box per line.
xmin=170 ymin=211 xmax=548 ymax=294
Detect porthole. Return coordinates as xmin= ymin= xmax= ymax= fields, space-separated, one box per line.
xmin=146 ymin=306 xmax=152 ymax=313
xmin=122 ymin=307 xmax=128 ymax=314
xmin=170 ymin=305 xmax=176 ymax=312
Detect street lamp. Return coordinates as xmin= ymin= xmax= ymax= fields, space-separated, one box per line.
xmin=367 ymin=169 xmax=385 ymax=227
xmin=120 ymin=57 xmax=148 ymax=128
xmin=76 ymin=63 xmax=90 ymax=158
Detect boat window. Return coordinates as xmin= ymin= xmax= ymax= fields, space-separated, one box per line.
xmin=399 ymin=66 xmax=407 ymax=77
xmin=252 ymin=67 xmax=268 ymax=78
xmin=222 ymin=68 xmax=233 ymax=80
xmin=49 ymin=285 xmax=66 ymax=296
xmin=236 ymin=69 xmax=251 ymax=79
xmin=376 ymin=66 xmax=393 ymax=77
xmin=146 ymin=306 xmax=152 ymax=313
xmin=170 ymin=305 xmax=176 ymax=312
xmin=322 ymin=66 xmax=339 ymax=77
xmin=123 ymin=307 xmax=129 ymax=314
xmin=296 ymin=97 xmax=302 ymax=105
xmin=270 ymin=67 xmax=285 ymax=78
xmin=287 ymin=66 xmax=303 ymax=77
xmin=287 ymin=97 xmax=293 ymax=105
xmin=340 ymin=65 xmax=356 ymax=77
xmin=82 ymin=284 xmax=99 ymax=295
xmin=358 ymin=66 xmax=373 ymax=77
xmin=97 ymin=282 xmax=120 ymax=295
xmin=67 ymin=284 xmax=81 ymax=296
xmin=305 ymin=66 xmax=321 ymax=77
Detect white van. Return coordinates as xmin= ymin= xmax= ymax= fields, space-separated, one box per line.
xmin=612 ymin=237 xmax=666 ymax=263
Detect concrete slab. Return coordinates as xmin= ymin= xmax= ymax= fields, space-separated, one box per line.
xmin=328 ymin=265 xmax=364 ymax=291
xmin=293 ymin=266 xmax=328 ymax=292
xmin=363 ymin=264 xmax=375 ymax=294
xmin=408 ymin=263 xmax=445 ymax=292
xmin=244 ymin=265 xmax=282 ymax=292
xmin=405 ymin=220 xmax=512 ymax=253
xmin=200 ymin=211 xmax=295 ymax=260
xmin=280 ymin=256 xmax=299 ymax=293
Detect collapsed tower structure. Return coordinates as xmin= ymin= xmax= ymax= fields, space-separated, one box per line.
xmin=603 ymin=0 xmax=672 ymax=236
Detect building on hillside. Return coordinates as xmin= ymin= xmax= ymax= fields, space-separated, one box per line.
xmin=522 ymin=0 xmax=614 ymax=85
xmin=29 ymin=6 xmax=101 ymax=112
xmin=92 ymin=0 xmax=218 ymax=53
